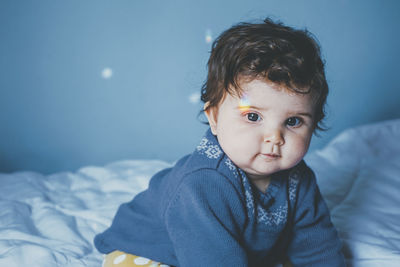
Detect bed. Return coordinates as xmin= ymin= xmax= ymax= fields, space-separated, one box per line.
xmin=1 ymin=119 xmax=399 ymax=266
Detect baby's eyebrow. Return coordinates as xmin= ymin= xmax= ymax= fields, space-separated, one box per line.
xmin=236 ymin=96 xmax=313 ymax=118
xmin=290 ymin=112 xmax=313 ymax=118
xmin=237 ymin=104 xmax=265 ymax=112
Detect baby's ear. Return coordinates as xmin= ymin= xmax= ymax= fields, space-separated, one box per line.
xmin=204 ymin=103 xmax=218 ymax=135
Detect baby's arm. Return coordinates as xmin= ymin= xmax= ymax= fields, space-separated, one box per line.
xmin=286 ymin=167 xmax=345 ymax=266
xmin=164 ymin=169 xmax=248 ymax=267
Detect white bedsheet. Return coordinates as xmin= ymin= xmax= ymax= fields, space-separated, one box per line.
xmin=306 ymin=119 xmax=400 ymax=267
xmin=0 ymin=160 xmax=173 ymax=266
xmin=1 ymin=119 xmax=399 ymax=266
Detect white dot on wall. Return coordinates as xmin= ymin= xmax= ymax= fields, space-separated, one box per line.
xmin=205 ymin=29 xmax=212 ymax=44
xmin=188 ymin=92 xmax=201 ymax=104
xmin=101 ymin=67 xmax=113 ymax=79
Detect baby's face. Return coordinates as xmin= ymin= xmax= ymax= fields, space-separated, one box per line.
xmin=205 ymin=78 xmax=315 ymax=187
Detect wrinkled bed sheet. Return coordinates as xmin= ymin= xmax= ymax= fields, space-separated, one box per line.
xmin=305 ymin=119 xmax=400 ymax=267
xmin=0 ymin=160 xmax=173 ymax=266
xmin=1 ymin=119 xmax=399 ymax=266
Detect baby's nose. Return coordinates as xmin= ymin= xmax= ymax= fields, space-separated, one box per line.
xmin=263 ymin=129 xmax=285 ymax=146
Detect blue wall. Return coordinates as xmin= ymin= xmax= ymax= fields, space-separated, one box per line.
xmin=1 ymin=0 xmax=400 ymax=174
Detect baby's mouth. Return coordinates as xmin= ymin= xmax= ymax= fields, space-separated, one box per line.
xmin=259 ymin=153 xmax=281 ymax=159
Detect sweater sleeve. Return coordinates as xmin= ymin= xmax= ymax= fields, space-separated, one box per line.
xmin=287 ymin=168 xmax=346 ymax=267
xmin=164 ymin=169 xmax=248 ymax=267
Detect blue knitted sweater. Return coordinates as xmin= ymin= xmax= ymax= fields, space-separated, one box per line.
xmin=94 ymin=129 xmax=345 ymax=266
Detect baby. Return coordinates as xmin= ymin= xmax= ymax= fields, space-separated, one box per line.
xmin=95 ymin=18 xmax=345 ymax=267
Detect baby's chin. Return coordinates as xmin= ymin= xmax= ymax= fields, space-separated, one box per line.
xmin=244 ymin=160 xmax=301 ymax=178
xmin=242 ymin=166 xmax=280 ymax=180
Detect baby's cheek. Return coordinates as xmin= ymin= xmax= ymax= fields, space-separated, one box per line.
xmin=286 ymin=137 xmax=310 ymax=163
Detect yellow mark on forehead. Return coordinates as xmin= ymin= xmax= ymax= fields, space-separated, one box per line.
xmin=238 ymin=94 xmax=250 ymax=112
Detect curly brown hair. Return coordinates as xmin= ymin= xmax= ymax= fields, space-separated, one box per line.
xmin=201 ymin=18 xmax=328 ymax=131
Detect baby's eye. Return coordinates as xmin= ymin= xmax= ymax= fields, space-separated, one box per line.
xmin=286 ymin=117 xmax=302 ymax=127
xmin=246 ymin=113 xmax=261 ymax=122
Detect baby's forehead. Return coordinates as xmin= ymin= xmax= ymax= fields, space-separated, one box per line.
xmin=225 ymin=79 xmax=315 ymax=111
xmin=232 ymin=78 xmax=310 ymax=98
